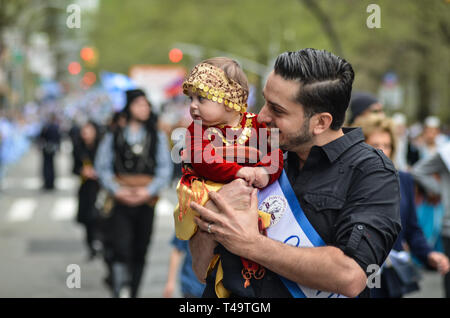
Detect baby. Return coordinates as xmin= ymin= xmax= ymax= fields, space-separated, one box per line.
xmin=174 ymin=57 xmax=283 ymax=296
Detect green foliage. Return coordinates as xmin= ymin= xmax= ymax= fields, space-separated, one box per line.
xmin=89 ymin=0 xmax=450 ymax=123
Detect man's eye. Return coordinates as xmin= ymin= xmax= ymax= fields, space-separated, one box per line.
xmin=271 ymin=106 xmax=282 ymax=114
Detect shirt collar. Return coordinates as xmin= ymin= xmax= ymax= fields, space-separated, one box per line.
xmin=319 ymin=127 xmax=365 ymax=163
xmin=286 ymin=127 xmax=365 ymax=169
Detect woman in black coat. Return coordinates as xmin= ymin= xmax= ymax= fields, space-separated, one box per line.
xmin=73 ymin=121 xmax=102 ymax=259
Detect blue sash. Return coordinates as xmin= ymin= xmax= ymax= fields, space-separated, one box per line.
xmin=258 ymin=170 xmax=346 ymax=298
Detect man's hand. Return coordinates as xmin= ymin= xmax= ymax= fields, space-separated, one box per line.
xmin=189 ymin=228 xmax=217 ymax=282
xmin=191 ymin=188 xmax=260 ymax=257
xmin=217 ymin=178 xmax=253 ymax=211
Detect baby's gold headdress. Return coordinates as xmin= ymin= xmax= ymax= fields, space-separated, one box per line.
xmin=182 ymin=63 xmax=248 ymax=113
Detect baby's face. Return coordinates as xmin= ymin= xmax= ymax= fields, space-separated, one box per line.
xmin=187 ymin=91 xmax=229 ymax=127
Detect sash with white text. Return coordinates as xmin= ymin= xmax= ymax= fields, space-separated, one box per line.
xmin=258 ymin=170 xmax=347 ymax=298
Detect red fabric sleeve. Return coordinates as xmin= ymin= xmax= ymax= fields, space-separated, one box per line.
xmin=184 ymin=117 xmax=284 ymax=185
xmin=185 ymin=123 xmax=243 ymax=183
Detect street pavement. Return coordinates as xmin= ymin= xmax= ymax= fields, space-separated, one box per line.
xmin=0 ymin=140 xmax=180 ymax=298
xmin=0 ymin=140 xmax=446 ymax=298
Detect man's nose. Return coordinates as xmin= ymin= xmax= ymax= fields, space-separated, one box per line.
xmin=257 ymin=104 xmax=271 ymax=124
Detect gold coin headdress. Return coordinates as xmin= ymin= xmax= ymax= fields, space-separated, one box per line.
xmin=182 ymin=63 xmax=248 ymax=113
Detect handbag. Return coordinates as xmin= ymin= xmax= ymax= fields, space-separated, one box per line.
xmin=382 ymin=250 xmax=421 ymax=297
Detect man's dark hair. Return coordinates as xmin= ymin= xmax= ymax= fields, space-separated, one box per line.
xmin=274 ymin=48 xmax=354 ymax=130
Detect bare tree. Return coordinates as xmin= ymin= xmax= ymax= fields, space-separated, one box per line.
xmin=300 ymin=0 xmax=343 ymax=57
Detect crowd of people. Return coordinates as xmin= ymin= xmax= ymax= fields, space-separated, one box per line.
xmin=0 ymin=106 xmax=42 ymax=188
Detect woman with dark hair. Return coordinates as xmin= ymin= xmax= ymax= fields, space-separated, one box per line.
xmin=355 ymin=113 xmax=449 ymax=297
xmin=95 ymin=89 xmax=172 ymax=298
xmin=73 ymin=121 xmax=102 ymax=259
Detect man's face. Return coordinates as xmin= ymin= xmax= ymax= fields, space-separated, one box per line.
xmin=258 ymin=71 xmax=313 ymax=152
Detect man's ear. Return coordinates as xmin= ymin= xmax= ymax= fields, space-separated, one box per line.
xmin=312 ymin=112 xmax=333 ymax=135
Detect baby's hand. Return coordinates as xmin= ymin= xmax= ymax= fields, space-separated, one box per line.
xmin=253 ymin=167 xmax=270 ymax=189
xmin=236 ymin=167 xmax=256 ymax=186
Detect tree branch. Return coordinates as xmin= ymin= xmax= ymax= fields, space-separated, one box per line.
xmin=300 ymin=0 xmax=344 ymax=57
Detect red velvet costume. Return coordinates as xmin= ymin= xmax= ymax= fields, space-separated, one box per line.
xmin=177 ymin=112 xmax=283 ymax=292
xmin=179 ymin=112 xmax=283 ymax=194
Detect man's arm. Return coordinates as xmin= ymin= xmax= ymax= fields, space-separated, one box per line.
xmin=192 ymin=190 xmax=367 ymax=297
xmin=251 ymin=238 xmax=367 ymax=297
xmin=189 ymin=226 xmax=217 ymax=283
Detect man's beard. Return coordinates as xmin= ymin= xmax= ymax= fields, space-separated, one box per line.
xmin=279 ymin=119 xmax=313 ymax=152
